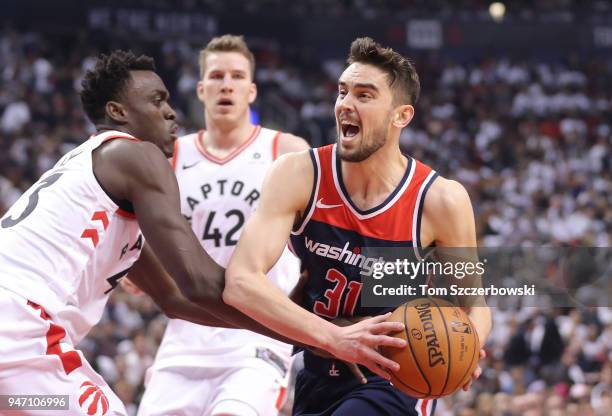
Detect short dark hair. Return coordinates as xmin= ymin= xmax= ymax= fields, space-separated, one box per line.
xmin=199 ymin=34 xmax=255 ymax=79
xmin=80 ymin=50 xmax=155 ymax=124
xmin=347 ymin=37 xmax=420 ymax=105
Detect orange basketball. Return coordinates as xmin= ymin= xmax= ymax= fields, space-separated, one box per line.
xmin=381 ymin=297 xmax=480 ymax=399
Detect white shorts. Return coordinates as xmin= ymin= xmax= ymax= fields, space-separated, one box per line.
xmin=138 ymin=359 xmax=287 ymax=416
xmin=0 ymin=287 xmax=127 ymax=416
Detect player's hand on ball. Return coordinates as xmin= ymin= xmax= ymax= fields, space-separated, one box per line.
xmin=329 ymin=312 xmax=405 ymax=380
xmin=462 ymin=349 xmax=486 ymax=391
xmin=310 ymin=346 xmax=368 ymax=384
xmin=311 ymin=316 xmax=370 ymax=384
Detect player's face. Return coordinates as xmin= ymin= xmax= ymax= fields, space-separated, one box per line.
xmin=198 ymin=52 xmax=256 ymax=126
xmin=335 ymin=63 xmax=394 ymax=162
xmin=122 ymin=70 xmax=178 ymax=158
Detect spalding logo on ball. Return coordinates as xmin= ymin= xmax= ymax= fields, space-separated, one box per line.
xmin=381 ymin=297 xmax=480 ymax=399
xmin=410 ymin=328 xmax=423 ymax=340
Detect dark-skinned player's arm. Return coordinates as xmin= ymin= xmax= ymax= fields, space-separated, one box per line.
xmin=92 ymin=138 xmax=303 ymax=344
xmin=421 ymin=177 xmax=492 ymax=391
xmin=127 ymin=244 xmax=233 ymax=326
xmin=224 ymin=150 xmax=407 ymax=380
xmin=126 ymin=244 xmax=302 ymax=345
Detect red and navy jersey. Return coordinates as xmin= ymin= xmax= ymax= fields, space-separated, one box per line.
xmin=289 ymin=144 xmax=438 ymax=319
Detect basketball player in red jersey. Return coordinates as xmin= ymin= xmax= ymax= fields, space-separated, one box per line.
xmin=225 ymin=38 xmax=492 ymax=415
xmin=0 ymin=50 xmax=401 ymax=415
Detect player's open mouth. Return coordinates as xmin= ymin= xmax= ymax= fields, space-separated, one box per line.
xmin=341 ymin=122 xmax=360 ymax=141
xmin=217 ymin=98 xmax=234 ymax=107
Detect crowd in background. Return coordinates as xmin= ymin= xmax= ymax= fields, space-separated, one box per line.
xmin=72 ymin=0 xmax=612 ymax=21
xmin=0 ymin=19 xmax=610 ymax=416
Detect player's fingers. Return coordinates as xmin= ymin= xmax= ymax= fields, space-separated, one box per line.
xmin=361 ymin=312 xmax=393 ymax=324
xmin=462 ymin=364 xmax=482 ymax=391
xmin=346 ymin=362 xmax=367 ymax=384
xmin=369 ymin=321 xmax=405 ymax=335
xmin=360 ymin=360 xmax=391 ymax=380
xmin=365 ymin=334 xmax=406 ymax=349
xmin=463 ymin=349 xmax=485 ymax=390
xmin=360 ymin=346 xmax=400 ymax=373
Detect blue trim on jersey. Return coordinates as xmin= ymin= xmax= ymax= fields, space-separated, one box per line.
xmin=334 ymin=147 xmax=414 ymax=216
xmin=415 ymin=172 xmax=439 ymax=247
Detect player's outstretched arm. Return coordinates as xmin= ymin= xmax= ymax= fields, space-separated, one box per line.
xmin=127 ymin=244 xmax=232 ymax=326
xmin=93 ymin=139 xmax=302 ymax=340
xmin=94 ymin=139 xmax=224 ymax=300
xmin=126 ymin=245 xmax=309 ymax=344
xmin=224 ymin=151 xmax=406 ymax=379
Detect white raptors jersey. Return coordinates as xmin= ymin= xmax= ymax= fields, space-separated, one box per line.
xmin=0 ymin=131 xmax=144 ymax=345
xmin=153 ymin=125 xmax=300 ymax=369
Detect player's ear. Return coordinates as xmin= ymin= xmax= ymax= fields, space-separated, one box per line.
xmin=196 ymin=80 xmax=206 ymax=104
xmin=106 ymin=101 xmax=128 ymax=124
xmin=392 ymin=104 xmax=414 ymax=128
xmin=248 ymin=82 xmax=257 ymax=104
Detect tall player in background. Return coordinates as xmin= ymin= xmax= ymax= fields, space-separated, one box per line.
xmin=0 ymin=50 xmax=403 ymax=416
xmin=138 ymin=35 xmax=309 ymax=416
xmin=225 ymin=38 xmax=492 ymax=415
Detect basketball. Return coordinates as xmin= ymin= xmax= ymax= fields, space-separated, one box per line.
xmin=381 ymin=297 xmax=480 ymax=399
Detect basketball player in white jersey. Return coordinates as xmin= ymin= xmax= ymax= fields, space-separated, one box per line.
xmin=0 ymin=50 xmax=405 ymax=416
xmin=137 ymin=35 xmax=309 ymax=416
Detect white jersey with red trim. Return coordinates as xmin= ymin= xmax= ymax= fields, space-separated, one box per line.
xmin=153 ymin=125 xmax=300 ymax=369
xmin=0 ymin=130 xmax=144 ymax=345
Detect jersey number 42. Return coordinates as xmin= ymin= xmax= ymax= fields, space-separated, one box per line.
xmin=201 ymin=209 xmax=245 ymax=247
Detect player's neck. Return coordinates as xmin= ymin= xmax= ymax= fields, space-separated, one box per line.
xmin=95 ymin=124 xmax=129 ymax=136
xmin=202 ymin=119 xmax=256 ymax=152
xmin=341 ymin=146 xmax=407 ymax=210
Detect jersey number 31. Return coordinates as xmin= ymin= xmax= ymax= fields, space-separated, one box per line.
xmin=314 ymin=268 xmax=362 ymax=318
